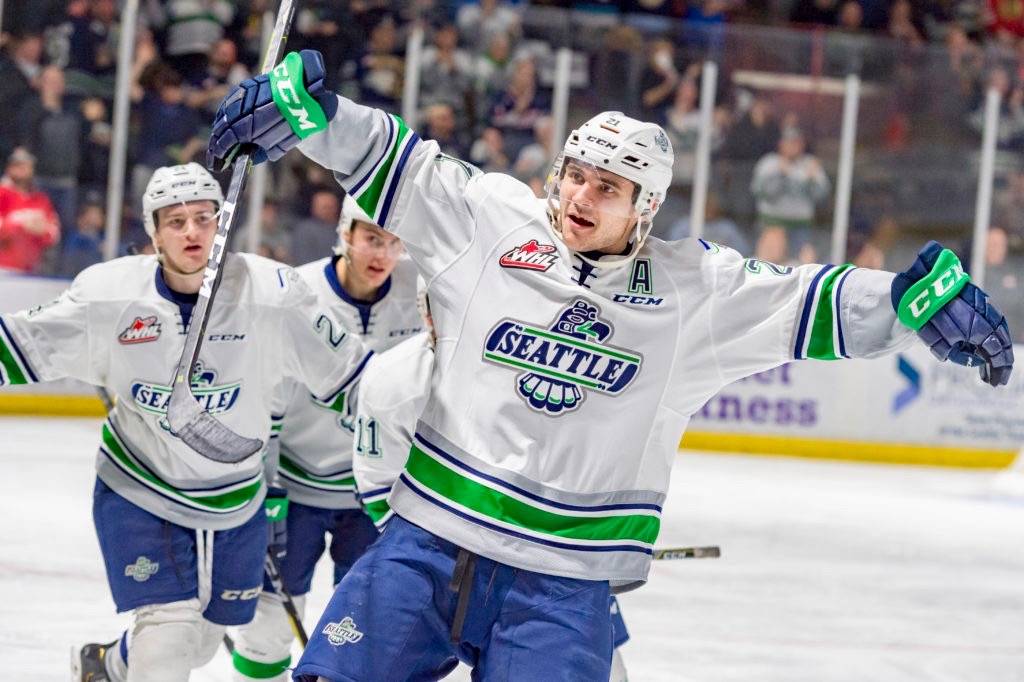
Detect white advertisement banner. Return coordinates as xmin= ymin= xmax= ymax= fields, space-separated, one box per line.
xmin=690 ymin=346 xmax=1024 ymax=451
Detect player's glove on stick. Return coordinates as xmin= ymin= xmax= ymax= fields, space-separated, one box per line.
xmin=265 ymin=486 xmax=289 ymax=563
xmin=207 ymin=49 xmax=338 ymax=172
xmin=891 ymin=241 xmax=1014 ymax=387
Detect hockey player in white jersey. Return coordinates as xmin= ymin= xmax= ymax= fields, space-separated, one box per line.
xmin=230 ymin=197 xmax=423 ymax=681
xmin=354 ymin=289 xmax=633 ymax=680
xmin=0 ymin=162 xmax=371 ymax=682
xmin=207 ymin=50 xmax=1014 ymax=680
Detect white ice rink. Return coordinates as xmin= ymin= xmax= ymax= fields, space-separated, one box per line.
xmin=2 ymin=416 xmax=1022 ymax=681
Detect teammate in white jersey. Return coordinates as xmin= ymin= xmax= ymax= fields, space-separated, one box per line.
xmin=207 ymin=50 xmax=1014 ymax=680
xmin=231 ymin=198 xmax=423 ymax=681
xmin=0 ymin=162 xmax=370 ymax=682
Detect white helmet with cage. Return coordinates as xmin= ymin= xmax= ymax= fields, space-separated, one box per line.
xmin=142 ymin=162 xmax=223 ymax=236
xmin=335 ymin=193 xmax=376 ymax=256
xmin=545 ymin=111 xmax=673 ymax=269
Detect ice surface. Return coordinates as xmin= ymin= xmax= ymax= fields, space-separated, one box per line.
xmin=2 ymin=416 xmax=1022 ymax=681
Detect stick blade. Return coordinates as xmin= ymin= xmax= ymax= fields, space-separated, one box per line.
xmin=653 ymin=545 xmax=721 ymax=560
xmin=167 ymin=383 xmax=263 ymax=464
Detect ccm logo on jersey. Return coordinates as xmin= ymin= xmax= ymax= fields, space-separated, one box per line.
xmin=119 ymin=316 xmax=161 ymax=344
xmin=613 ymin=294 xmax=664 ymax=306
xmin=499 ymin=239 xmax=559 ymax=272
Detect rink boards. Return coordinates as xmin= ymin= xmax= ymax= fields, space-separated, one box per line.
xmin=2 ymin=273 xmax=1021 ymax=469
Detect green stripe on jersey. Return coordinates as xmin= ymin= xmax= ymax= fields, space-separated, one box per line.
xmin=279 ymin=455 xmax=355 ymax=488
xmin=0 ymin=332 xmax=28 ymax=384
xmin=101 ymin=424 xmax=260 ymax=512
xmin=405 ymin=445 xmax=660 ymax=545
xmin=362 ymin=497 xmax=391 ymax=523
xmin=806 ymin=264 xmax=854 ymax=361
xmin=354 ymin=116 xmax=411 ymax=221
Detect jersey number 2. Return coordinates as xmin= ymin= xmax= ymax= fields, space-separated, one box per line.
xmin=315 ymin=314 xmax=347 ymax=349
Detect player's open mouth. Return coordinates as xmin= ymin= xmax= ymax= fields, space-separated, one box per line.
xmin=567 ymin=213 xmax=595 ymax=229
xmin=184 ymin=244 xmax=203 ymax=254
xmin=367 ymin=265 xmax=385 ymax=276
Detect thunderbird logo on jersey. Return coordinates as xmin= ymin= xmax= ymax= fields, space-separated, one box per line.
xmin=131 ymin=361 xmax=242 ymax=428
xmin=483 ymin=299 xmax=643 ymax=415
xmin=499 ymin=239 xmax=559 ymax=272
xmin=118 ymin=316 xmax=161 ymax=344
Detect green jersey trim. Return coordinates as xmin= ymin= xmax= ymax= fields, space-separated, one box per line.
xmin=100 ymin=421 xmax=261 ymax=513
xmin=404 ymin=444 xmax=660 ymax=545
xmin=278 ymin=454 xmax=356 ymax=491
xmin=805 ymin=264 xmax=855 ymax=361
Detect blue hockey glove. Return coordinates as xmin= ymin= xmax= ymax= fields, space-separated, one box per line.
xmin=265 ymin=486 xmax=289 ymax=562
xmin=891 ymin=241 xmax=1014 ymax=387
xmin=206 ymin=50 xmax=338 ymax=172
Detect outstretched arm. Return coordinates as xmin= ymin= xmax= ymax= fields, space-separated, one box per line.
xmin=206 ymin=50 xmax=489 ymax=280
xmin=706 ymin=243 xmax=1013 ymax=388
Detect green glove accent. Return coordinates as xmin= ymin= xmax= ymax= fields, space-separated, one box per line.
xmin=265 ymin=495 xmax=289 ymax=521
xmin=268 ymin=52 xmax=329 ymax=139
xmin=896 ymin=248 xmax=970 ymax=330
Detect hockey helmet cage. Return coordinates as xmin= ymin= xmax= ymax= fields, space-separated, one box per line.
xmin=546 ymin=112 xmax=674 ymax=269
xmin=143 ymin=162 xmax=224 ymax=236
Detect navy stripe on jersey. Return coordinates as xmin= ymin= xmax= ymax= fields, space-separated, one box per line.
xmin=399 ymin=474 xmax=653 ymax=555
xmin=793 ymin=265 xmax=833 ymax=360
xmin=414 ymin=433 xmax=663 ymax=514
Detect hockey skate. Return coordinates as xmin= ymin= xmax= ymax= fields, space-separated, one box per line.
xmin=71 ymin=640 xmax=117 ymax=682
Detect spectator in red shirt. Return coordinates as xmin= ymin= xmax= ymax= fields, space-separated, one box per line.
xmin=0 ymin=148 xmax=61 ymax=273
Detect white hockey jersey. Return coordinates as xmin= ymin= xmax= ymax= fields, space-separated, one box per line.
xmin=352 ymin=331 xmax=434 ymax=528
xmin=298 ymin=96 xmax=917 ymax=585
xmin=0 ymin=254 xmax=369 ymax=530
xmin=274 ymin=256 xmax=423 ymax=509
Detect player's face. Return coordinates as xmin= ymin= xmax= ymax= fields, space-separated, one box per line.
xmin=557 ymin=161 xmax=638 ymax=254
xmin=345 ymin=222 xmax=403 ymax=289
xmin=153 ymin=200 xmax=219 ymax=275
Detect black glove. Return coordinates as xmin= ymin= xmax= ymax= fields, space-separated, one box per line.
xmin=265 ymin=486 xmax=289 ymax=562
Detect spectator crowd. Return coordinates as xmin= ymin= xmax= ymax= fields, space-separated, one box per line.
xmin=0 ymin=0 xmax=1020 ymax=338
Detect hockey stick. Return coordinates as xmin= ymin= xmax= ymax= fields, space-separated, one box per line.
xmin=264 ymin=551 xmax=309 ymax=646
xmin=166 ymin=0 xmax=298 ymax=464
xmin=652 ymin=545 xmax=721 ymax=560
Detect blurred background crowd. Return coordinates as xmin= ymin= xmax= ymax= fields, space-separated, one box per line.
xmin=0 ymin=0 xmax=1020 ymax=339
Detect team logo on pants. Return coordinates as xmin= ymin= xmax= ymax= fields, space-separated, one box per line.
xmin=322 ymin=617 xmax=364 ymax=646
xmin=124 ymin=556 xmax=159 ymax=582
xmin=482 ymin=299 xmax=643 ymax=416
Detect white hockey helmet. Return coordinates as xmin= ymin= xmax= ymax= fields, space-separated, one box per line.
xmin=335 ymin=194 xmax=377 ymax=255
xmin=546 ymin=111 xmax=673 ymax=269
xmin=143 ymin=162 xmax=223 ymax=236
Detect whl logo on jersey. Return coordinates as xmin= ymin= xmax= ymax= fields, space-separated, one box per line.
xmin=119 ymin=316 xmax=161 ymax=344
xmin=131 ymin=361 xmax=242 ymax=424
xmin=483 ymin=299 xmax=642 ymax=416
xmin=499 ymin=239 xmax=559 ymax=272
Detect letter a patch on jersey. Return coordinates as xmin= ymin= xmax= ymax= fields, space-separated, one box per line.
xmin=482 ymin=299 xmax=643 ymax=416
xmin=499 ymin=239 xmax=559 ymax=272
xmin=118 ymin=316 xmax=161 ymax=344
